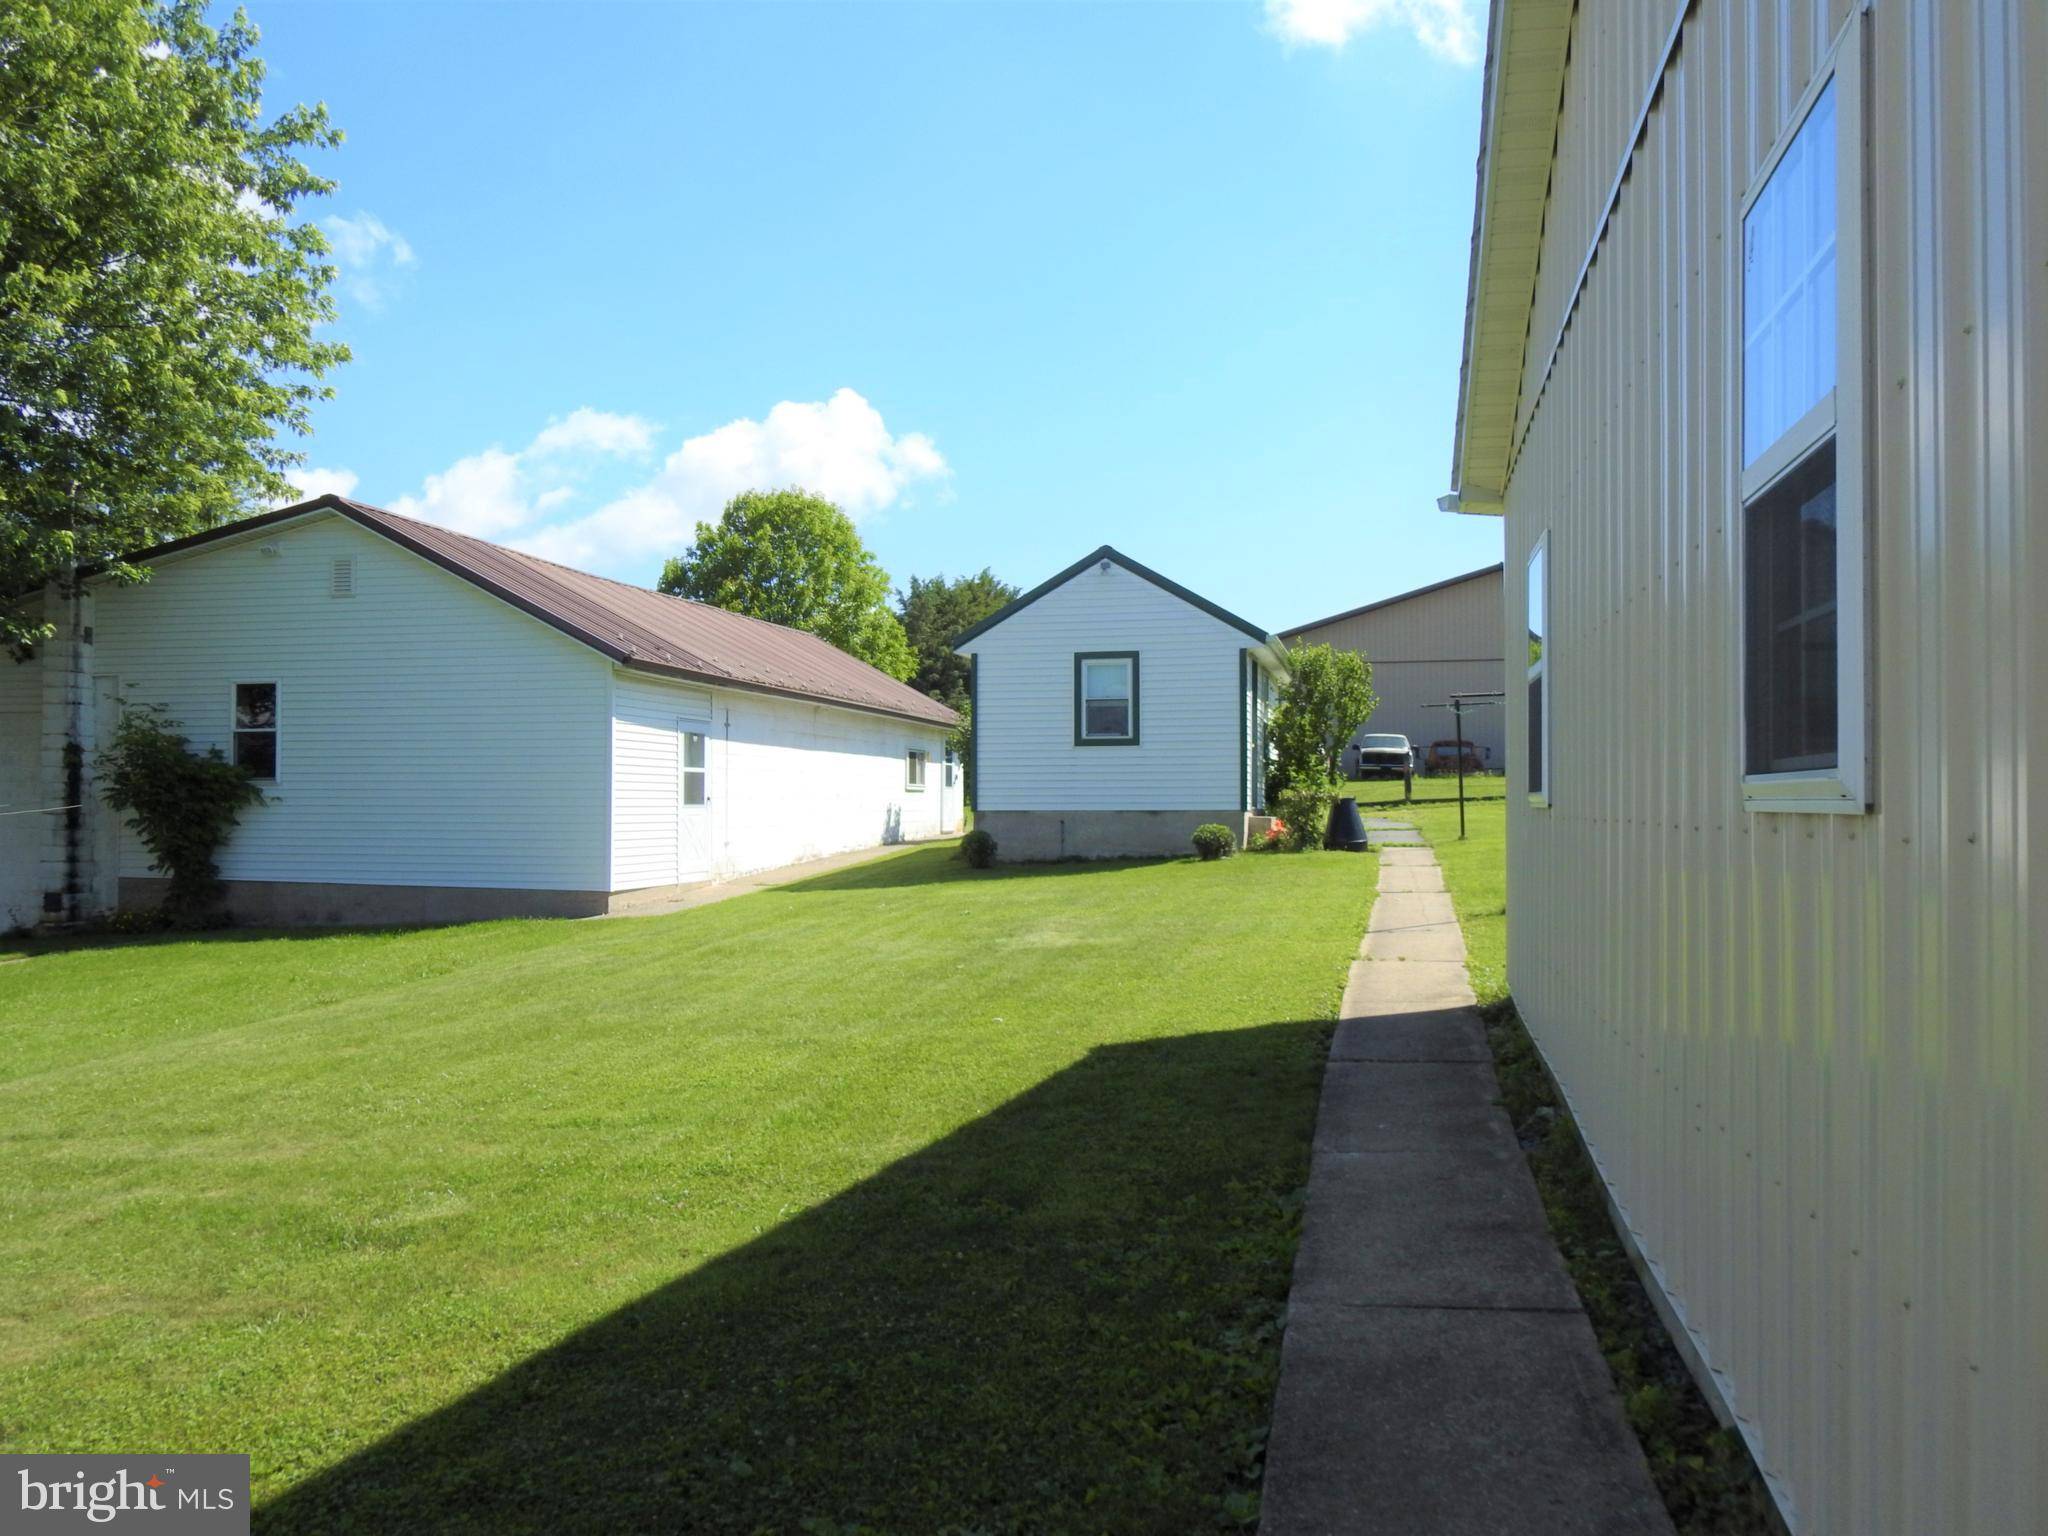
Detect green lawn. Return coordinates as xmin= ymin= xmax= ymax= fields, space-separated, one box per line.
xmin=0 ymin=843 xmax=1376 ymax=1533
xmin=1341 ymin=775 xmax=1507 ymax=1005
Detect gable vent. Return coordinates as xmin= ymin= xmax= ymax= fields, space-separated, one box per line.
xmin=330 ymin=557 xmax=357 ymax=598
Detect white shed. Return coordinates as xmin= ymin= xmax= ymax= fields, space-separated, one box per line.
xmin=952 ymin=546 xmax=1288 ymax=859
xmin=2 ymin=496 xmax=961 ymax=928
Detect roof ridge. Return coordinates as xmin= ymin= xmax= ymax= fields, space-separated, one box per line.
xmin=349 ymin=499 xmax=870 ymax=657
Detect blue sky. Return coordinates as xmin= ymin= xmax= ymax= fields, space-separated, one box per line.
xmin=257 ymin=0 xmax=1499 ymax=634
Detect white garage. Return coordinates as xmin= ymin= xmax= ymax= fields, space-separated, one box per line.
xmin=2 ymin=495 xmax=961 ymax=928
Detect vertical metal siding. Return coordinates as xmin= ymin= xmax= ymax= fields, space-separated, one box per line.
xmin=1501 ymin=2 xmax=2043 ymax=1532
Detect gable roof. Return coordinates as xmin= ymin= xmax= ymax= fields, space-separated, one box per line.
xmin=112 ymin=496 xmax=958 ymax=729
xmin=1445 ymin=0 xmax=1573 ymax=514
xmin=950 ymin=545 xmax=1281 ymax=652
xmin=1282 ymin=564 xmax=1505 ymax=640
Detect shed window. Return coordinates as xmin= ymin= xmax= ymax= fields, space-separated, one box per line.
xmin=233 ymin=682 xmax=278 ymax=780
xmin=1075 ymin=652 xmax=1138 ymax=745
xmin=1525 ymin=539 xmax=1549 ymax=805
xmin=1738 ymin=14 xmax=1867 ymax=811
xmin=906 ymin=749 xmax=928 ymax=791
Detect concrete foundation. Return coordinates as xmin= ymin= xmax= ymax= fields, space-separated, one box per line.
xmin=973 ymin=809 xmax=1255 ymax=861
xmin=120 ymin=876 xmax=620 ymax=926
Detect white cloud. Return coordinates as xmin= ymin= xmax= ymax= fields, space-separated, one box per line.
xmin=285 ymin=466 xmax=360 ymax=503
xmin=391 ymin=447 xmax=529 ymax=537
xmin=1265 ymin=0 xmax=1483 ymax=64
xmin=528 ymin=407 xmax=658 ymax=459
xmin=322 ymin=212 xmax=418 ymax=311
xmin=512 ymin=389 xmax=949 ymax=571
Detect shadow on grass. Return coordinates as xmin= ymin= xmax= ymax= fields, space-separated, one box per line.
xmin=257 ymin=1019 xmax=1329 ymax=1535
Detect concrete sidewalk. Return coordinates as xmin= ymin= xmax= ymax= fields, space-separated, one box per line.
xmin=1259 ymin=842 xmax=1672 ymax=1536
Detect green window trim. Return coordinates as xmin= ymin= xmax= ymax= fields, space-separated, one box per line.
xmin=1073 ymin=651 xmax=1140 ymax=746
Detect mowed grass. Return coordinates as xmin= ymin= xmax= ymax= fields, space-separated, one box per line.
xmin=1342 ymin=775 xmax=1507 ymax=1005
xmin=0 ymin=844 xmax=1375 ymax=1533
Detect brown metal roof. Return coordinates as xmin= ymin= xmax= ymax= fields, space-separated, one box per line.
xmin=124 ymin=496 xmax=959 ymax=729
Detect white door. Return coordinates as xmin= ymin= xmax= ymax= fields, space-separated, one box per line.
xmin=678 ymin=726 xmax=711 ymax=878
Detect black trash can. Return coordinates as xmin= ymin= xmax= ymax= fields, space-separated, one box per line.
xmin=1324 ymin=796 xmax=1369 ymax=853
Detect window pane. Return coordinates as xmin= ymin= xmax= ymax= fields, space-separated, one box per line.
xmin=1527 ymin=676 xmax=1544 ymax=796
xmin=235 ymin=682 xmax=277 ymax=730
xmin=682 ymin=769 xmax=706 ymax=807
xmin=234 ymin=731 xmax=277 ymax=779
xmin=1744 ymin=80 xmax=1837 ymax=463
xmin=683 ymin=732 xmax=705 ymax=769
xmin=1082 ymin=659 xmax=1129 ymax=702
xmin=1084 ymin=699 xmax=1130 ymax=738
xmin=1745 ymin=439 xmax=1839 ymax=774
xmin=1526 ymin=545 xmax=1546 ymax=664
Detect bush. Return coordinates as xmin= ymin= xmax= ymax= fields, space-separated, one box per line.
xmin=1274 ymin=777 xmax=1338 ymax=852
xmin=1190 ymin=823 xmax=1236 ymax=861
xmin=960 ymin=828 xmax=998 ymax=868
xmin=95 ymin=707 xmax=266 ymax=919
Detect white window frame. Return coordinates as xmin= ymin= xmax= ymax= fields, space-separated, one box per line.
xmin=681 ymin=729 xmax=708 ymax=807
xmin=231 ymin=680 xmax=280 ymax=782
xmin=1736 ymin=8 xmax=1868 ymax=815
xmin=906 ymin=748 xmax=928 ymax=792
xmin=1075 ymin=652 xmax=1139 ymax=746
xmin=1525 ymin=534 xmax=1550 ymax=809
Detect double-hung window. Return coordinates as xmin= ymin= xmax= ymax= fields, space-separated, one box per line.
xmin=233 ymin=682 xmax=279 ymax=780
xmin=906 ymin=749 xmax=928 ymax=791
xmin=1074 ymin=652 xmax=1139 ymax=745
xmin=1525 ymin=537 xmax=1549 ymax=805
xmin=1738 ymin=11 xmax=1867 ymax=811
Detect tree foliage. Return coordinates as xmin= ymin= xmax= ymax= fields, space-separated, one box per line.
xmin=896 ymin=569 xmax=1017 ymax=711
xmin=1 ymin=0 xmax=350 ymax=652
xmin=95 ymin=706 xmax=265 ymax=917
xmin=1267 ymin=643 xmax=1378 ymax=799
xmin=657 ymin=489 xmax=915 ymax=680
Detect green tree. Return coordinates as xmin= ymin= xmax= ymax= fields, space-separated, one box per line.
xmin=897 ymin=569 xmax=1017 ymax=710
xmin=1267 ymin=643 xmax=1378 ymax=800
xmin=657 ymin=489 xmax=916 ymax=680
xmin=1 ymin=0 xmax=350 ymax=653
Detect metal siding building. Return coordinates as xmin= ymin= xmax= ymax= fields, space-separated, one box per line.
xmin=1447 ymin=2 xmax=2044 ymax=1533
xmin=1282 ymin=566 xmax=1507 ymax=771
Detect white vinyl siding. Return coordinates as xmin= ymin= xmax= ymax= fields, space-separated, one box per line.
xmin=608 ymin=670 xmax=960 ymax=890
xmin=92 ymin=515 xmax=613 ymax=891
xmin=962 ymin=561 xmax=1264 ymax=812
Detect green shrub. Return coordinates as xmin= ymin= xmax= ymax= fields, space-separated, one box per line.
xmin=960 ymin=828 xmax=998 ymax=868
xmin=1190 ymin=823 xmax=1236 ymax=861
xmin=1274 ymin=777 xmax=1338 ymax=852
xmin=95 ymin=707 xmax=266 ymax=919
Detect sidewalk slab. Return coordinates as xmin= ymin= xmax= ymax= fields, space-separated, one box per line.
xmin=1261 ymin=1302 xmax=1677 ymax=1536
xmin=1375 ymin=865 xmax=1447 ymax=893
xmin=1328 ymin=1010 xmax=1491 ymax=1064
xmin=1338 ymin=958 xmax=1472 ymax=1019
xmin=1376 ymin=847 xmax=1437 ymax=868
xmin=1310 ymin=1061 xmax=1511 ymax=1155
xmin=1288 ymin=1146 xmax=1580 ymax=1311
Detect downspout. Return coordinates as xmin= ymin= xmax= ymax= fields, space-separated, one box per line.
xmin=39 ymin=563 xmax=92 ymax=926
